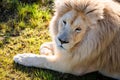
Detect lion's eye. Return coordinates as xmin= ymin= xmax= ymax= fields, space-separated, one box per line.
xmin=63 ymin=20 xmax=66 ymax=25
xmin=75 ymin=27 xmax=81 ymax=32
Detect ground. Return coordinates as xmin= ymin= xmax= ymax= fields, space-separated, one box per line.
xmin=0 ymin=0 xmax=116 ymax=80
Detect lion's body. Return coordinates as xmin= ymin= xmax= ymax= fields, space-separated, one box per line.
xmin=14 ymin=0 xmax=120 ymax=79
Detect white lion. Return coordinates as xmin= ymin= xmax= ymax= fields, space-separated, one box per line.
xmin=14 ymin=0 xmax=120 ymax=79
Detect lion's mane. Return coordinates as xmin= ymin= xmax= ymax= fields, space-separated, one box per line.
xmin=49 ymin=0 xmax=120 ymax=78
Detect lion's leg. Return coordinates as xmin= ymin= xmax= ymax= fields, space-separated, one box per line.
xmin=13 ymin=53 xmax=71 ymax=73
xmin=13 ymin=42 xmax=71 ymax=73
xmin=40 ymin=42 xmax=54 ymax=55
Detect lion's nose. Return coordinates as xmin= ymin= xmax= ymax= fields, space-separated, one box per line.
xmin=58 ymin=38 xmax=69 ymax=44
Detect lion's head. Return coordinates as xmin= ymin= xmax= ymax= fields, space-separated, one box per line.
xmin=52 ymin=0 xmax=105 ymax=50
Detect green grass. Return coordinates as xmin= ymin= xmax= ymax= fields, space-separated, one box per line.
xmin=0 ymin=0 xmax=115 ymax=80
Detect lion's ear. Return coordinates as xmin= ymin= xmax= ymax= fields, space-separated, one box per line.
xmin=84 ymin=1 xmax=105 ymax=24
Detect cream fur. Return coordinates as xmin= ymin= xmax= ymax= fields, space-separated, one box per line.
xmin=14 ymin=0 xmax=120 ymax=79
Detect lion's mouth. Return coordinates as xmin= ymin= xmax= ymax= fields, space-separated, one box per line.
xmin=56 ymin=42 xmax=67 ymax=50
xmin=57 ymin=44 xmax=66 ymax=50
xmin=59 ymin=45 xmax=63 ymax=48
xmin=56 ymin=37 xmax=70 ymax=50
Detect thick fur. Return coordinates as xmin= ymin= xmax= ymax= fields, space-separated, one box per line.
xmin=14 ymin=0 xmax=120 ymax=79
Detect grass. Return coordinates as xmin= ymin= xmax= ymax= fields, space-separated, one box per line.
xmin=0 ymin=0 xmax=116 ymax=80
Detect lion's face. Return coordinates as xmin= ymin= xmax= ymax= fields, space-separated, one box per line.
xmin=56 ymin=10 xmax=89 ymax=50
xmin=54 ymin=0 xmax=105 ymax=51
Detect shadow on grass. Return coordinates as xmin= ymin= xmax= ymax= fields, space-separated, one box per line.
xmin=13 ymin=62 xmax=116 ymax=80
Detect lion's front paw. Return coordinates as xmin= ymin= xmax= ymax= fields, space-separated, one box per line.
xmin=40 ymin=42 xmax=53 ymax=55
xmin=13 ymin=53 xmax=39 ymax=66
